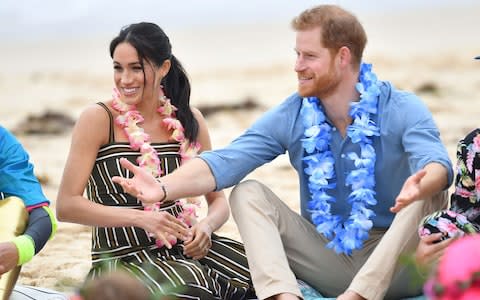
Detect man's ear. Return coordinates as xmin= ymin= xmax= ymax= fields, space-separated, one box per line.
xmin=337 ymin=46 xmax=352 ymax=68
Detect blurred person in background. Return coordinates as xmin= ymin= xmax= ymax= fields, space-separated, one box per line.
xmin=0 ymin=125 xmax=56 ymax=300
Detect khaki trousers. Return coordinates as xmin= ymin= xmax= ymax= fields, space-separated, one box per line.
xmin=0 ymin=197 xmax=28 ymax=300
xmin=229 ymin=180 xmax=447 ymax=300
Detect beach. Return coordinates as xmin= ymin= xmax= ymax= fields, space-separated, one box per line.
xmin=1 ymin=2 xmax=480 ymax=294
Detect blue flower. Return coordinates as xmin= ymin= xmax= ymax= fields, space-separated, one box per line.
xmin=300 ymin=97 xmax=325 ymax=128
xmin=348 ymin=114 xmax=380 ymax=143
xmin=314 ymin=215 xmax=341 ymax=239
xmin=304 ymin=152 xmax=335 ymax=177
xmin=301 ymin=136 xmax=319 ymax=154
xmin=312 ymin=190 xmax=335 ymax=204
xmin=347 ymin=144 xmax=375 ymax=169
xmin=308 ymin=195 xmax=332 ymax=211
xmin=346 ymin=169 xmax=375 ymax=190
xmin=348 ymin=188 xmax=377 ymax=206
xmin=301 ymin=62 xmax=379 ymax=255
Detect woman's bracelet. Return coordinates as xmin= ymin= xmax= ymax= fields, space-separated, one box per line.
xmin=157 ymin=179 xmax=168 ymax=202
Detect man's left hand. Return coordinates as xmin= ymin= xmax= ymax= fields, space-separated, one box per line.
xmin=390 ymin=169 xmax=426 ymax=213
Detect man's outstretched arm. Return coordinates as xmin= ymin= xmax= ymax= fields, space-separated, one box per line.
xmin=112 ymin=157 xmax=216 ymax=204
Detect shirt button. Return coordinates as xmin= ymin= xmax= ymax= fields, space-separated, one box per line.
xmin=332 ymin=127 xmax=337 ymax=131
xmin=341 ymin=154 xmax=345 ymax=158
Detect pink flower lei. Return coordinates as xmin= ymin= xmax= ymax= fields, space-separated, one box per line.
xmin=112 ymin=87 xmax=201 ymax=247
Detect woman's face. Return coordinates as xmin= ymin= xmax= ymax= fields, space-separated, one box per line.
xmin=112 ymin=42 xmax=158 ymax=105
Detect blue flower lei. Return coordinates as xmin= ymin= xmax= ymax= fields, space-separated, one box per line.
xmin=300 ymin=62 xmax=381 ymax=255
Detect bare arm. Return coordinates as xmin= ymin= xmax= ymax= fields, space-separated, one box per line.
xmin=391 ymin=162 xmax=448 ymax=213
xmin=416 ymin=162 xmax=448 ymax=199
xmin=191 ymin=107 xmax=229 ymax=230
xmin=182 ymin=108 xmax=229 ymax=259
xmin=56 ymin=104 xmax=188 ymax=244
xmin=165 ymin=158 xmax=217 ymax=201
xmin=114 ymin=152 xmax=216 ymax=204
xmin=57 ymin=104 xmax=140 ymax=226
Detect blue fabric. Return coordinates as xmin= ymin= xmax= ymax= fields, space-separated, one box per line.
xmin=298 ymin=280 xmax=426 ymax=300
xmin=0 ymin=126 xmax=50 ymax=207
xmin=200 ymin=81 xmax=452 ymax=229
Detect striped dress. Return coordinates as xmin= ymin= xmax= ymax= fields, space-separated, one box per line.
xmin=84 ymin=103 xmax=256 ymax=299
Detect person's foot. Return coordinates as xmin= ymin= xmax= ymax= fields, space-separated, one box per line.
xmin=337 ymin=290 xmax=366 ymax=300
xmin=268 ymin=293 xmax=300 ymax=300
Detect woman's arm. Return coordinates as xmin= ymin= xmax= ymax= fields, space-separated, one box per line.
xmin=56 ymin=104 xmax=188 ymax=244
xmin=182 ymin=108 xmax=230 ymax=259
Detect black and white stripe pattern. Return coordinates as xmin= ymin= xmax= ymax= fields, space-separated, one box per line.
xmin=86 ymin=142 xmax=256 ymax=299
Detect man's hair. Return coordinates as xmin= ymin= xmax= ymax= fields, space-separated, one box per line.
xmin=291 ymin=5 xmax=367 ymax=67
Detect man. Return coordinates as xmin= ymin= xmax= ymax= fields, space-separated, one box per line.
xmin=113 ymin=5 xmax=452 ymax=300
xmin=0 ymin=125 xmax=57 ymax=300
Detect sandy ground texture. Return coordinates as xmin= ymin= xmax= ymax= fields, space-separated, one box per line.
xmin=1 ymin=3 xmax=480 ymax=294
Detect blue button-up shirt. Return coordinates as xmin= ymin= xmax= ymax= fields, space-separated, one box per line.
xmin=200 ymin=81 xmax=453 ymax=228
xmin=0 ymin=126 xmax=50 ymax=207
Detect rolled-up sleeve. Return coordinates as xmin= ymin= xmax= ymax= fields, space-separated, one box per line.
xmin=400 ymin=95 xmax=453 ymax=186
xmin=200 ymin=98 xmax=298 ymax=190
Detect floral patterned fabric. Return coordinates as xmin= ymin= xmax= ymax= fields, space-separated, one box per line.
xmin=419 ymin=129 xmax=480 ymax=238
xmin=450 ymin=128 xmax=480 ymax=225
xmin=419 ymin=210 xmax=476 ymax=240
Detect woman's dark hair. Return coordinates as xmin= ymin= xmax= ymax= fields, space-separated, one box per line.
xmin=109 ymin=22 xmax=198 ymax=142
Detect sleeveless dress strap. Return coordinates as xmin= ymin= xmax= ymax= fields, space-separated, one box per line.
xmin=96 ymin=102 xmax=115 ymax=143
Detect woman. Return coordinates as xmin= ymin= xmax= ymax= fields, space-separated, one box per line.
xmin=416 ymin=128 xmax=480 ymax=267
xmin=56 ymin=22 xmax=255 ymax=299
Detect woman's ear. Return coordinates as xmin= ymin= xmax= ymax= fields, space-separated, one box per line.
xmin=159 ymin=59 xmax=171 ymax=78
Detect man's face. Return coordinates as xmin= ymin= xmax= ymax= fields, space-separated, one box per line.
xmin=294 ymin=27 xmax=341 ymax=99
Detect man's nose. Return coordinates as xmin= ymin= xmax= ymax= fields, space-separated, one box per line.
xmin=294 ymin=57 xmax=305 ymax=72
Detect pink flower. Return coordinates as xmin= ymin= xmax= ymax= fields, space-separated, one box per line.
xmin=437 ymin=217 xmax=460 ymax=237
xmin=112 ymin=88 xmax=135 ymax=112
xmin=181 ymin=141 xmax=201 ymax=161
xmin=111 ymin=94 xmax=203 ymax=248
xmin=475 ymin=170 xmax=480 ymax=196
xmin=163 ymin=118 xmax=183 ymax=131
xmin=128 ymin=131 xmax=148 ymax=150
xmin=455 ymin=187 xmax=474 ymax=198
xmin=171 ymin=129 xmax=185 ymax=142
xmin=431 ymin=235 xmax=480 ymax=300
xmin=418 ymin=227 xmax=431 ymax=237
xmin=445 ymin=210 xmax=458 ymax=218
xmin=157 ymin=99 xmax=177 ymax=117
xmin=466 ymin=151 xmax=475 ymax=173
xmin=125 ymin=110 xmax=144 ymax=124
xmin=472 ymin=134 xmax=480 ymax=153
xmin=176 ymin=198 xmax=201 ymax=227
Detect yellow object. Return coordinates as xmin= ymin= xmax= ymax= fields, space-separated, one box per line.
xmin=0 ymin=196 xmax=28 ymax=300
xmin=43 ymin=206 xmax=57 ymax=240
xmin=12 ymin=235 xmax=35 ymax=266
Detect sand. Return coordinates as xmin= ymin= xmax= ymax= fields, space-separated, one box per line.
xmin=1 ymin=3 xmax=480 ymax=294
